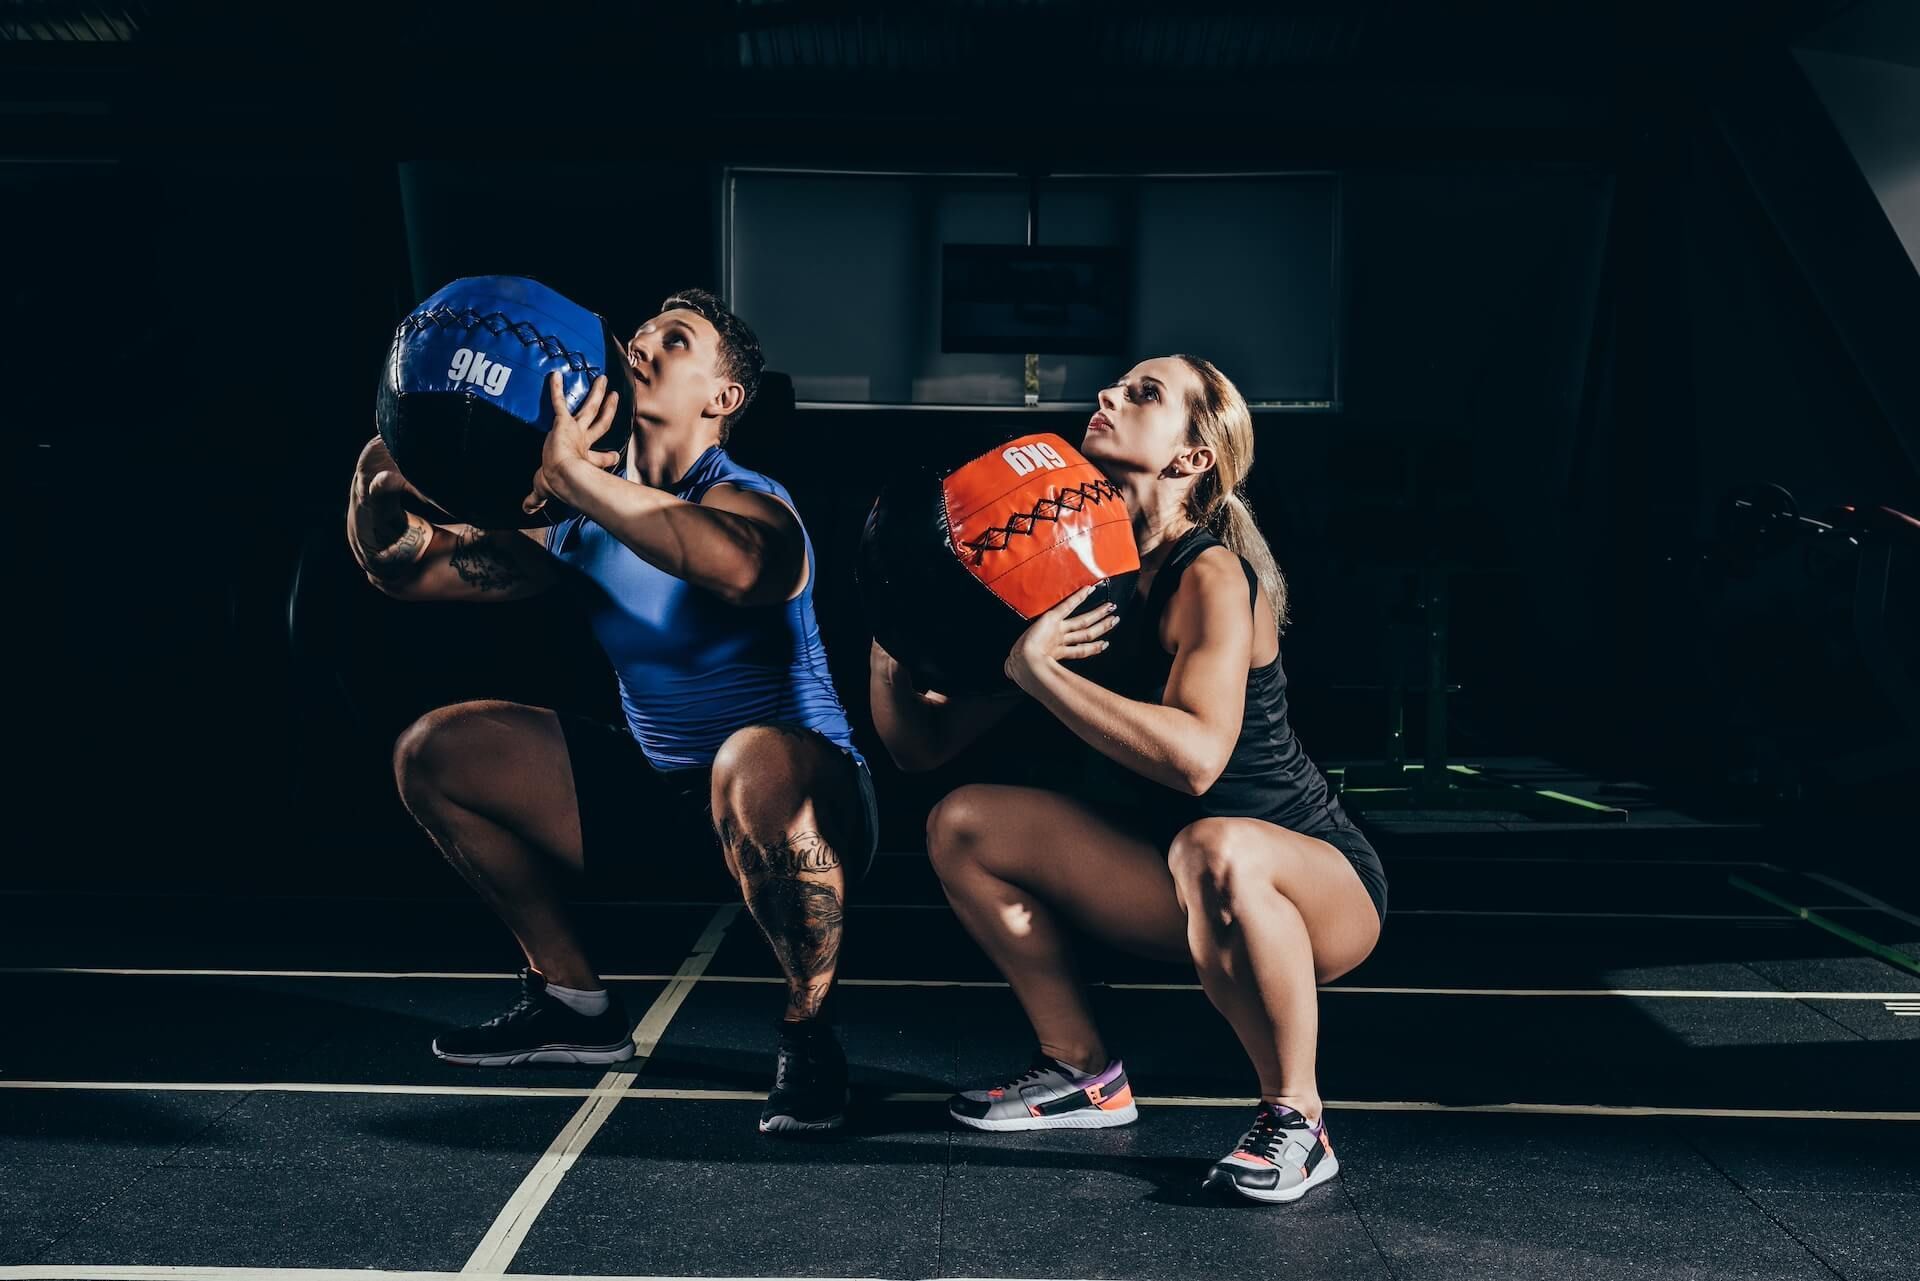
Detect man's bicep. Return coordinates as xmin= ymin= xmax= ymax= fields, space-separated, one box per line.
xmin=701 ymin=483 xmax=810 ymax=601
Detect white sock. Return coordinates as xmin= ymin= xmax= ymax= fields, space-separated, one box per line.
xmin=543 ymin=979 xmax=610 ymax=1017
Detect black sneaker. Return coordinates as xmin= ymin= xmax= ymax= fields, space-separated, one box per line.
xmin=432 ymin=969 xmax=635 ymax=1067
xmin=759 ymin=1019 xmax=849 ymax=1134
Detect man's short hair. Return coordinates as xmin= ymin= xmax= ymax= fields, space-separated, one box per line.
xmin=660 ymin=287 xmax=764 ymax=443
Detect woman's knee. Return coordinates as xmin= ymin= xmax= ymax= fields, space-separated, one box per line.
xmin=925 ymin=784 xmax=1001 ymax=877
xmin=1169 ymin=819 xmax=1274 ymax=921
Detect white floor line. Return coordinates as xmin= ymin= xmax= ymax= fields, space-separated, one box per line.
xmin=459 ymin=905 xmax=739 ymax=1276
xmin=1133 ymin=1097 xmax=1920 ymax=1122
xmin=1804 ymin=872 xmax=1920 ymax=931
xmin=0 ymin=967 xmax=569 ymax=980
xmin=856 ymin=1093 xmax=1920 ymax=1120
xmin=1115 ymin=985 xmax=1920 ymax=1000
xmin=384 ymin=900 xmax=1815 ymax=917
xmin=0 ymin=1271 xmax=911 ymax=1281
xmin=8 ymin=966 xmax=1914 ymax=1001
xmin=1388 ymin=910 xmax=1792 ymax=920
xmin=1379 ymin=857 xmax=1784 ymax=868
xmin=0 ymin=1081 xmax=608 ymax=1098
xmin=4 ymin=1080 xmax=1915 ymax=1122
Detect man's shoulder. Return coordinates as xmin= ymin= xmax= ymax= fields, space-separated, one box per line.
xmin=698 ymin=451 xmax=793 ymax=502
xmin=699 ymin=457 xmax=803 ymax=529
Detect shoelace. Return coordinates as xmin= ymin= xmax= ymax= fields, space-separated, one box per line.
xmin=1235 ymin=1106 xmax=1295 ymax=1159
xmin=773 ymin=1044 xmax=808 ymax=1090
xmin=773 ymin=1030 xmax=838 ymax=1091
xmin=481 ymin=975 xmax=548 ymax=1030
xmin=991 ymin=1053 xmax=1069 ymax=1093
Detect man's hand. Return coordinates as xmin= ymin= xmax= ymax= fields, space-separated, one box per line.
xmin=871 ymin=638 xmax=954 ymax=705
xmin=523 ymin=372 xmax=624 ymax=517
xmin=349 ymin=436 xmax=438 ymax=578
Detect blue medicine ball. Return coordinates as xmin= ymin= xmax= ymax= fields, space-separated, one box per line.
xmin=375 ymin=276 xmax=634 ymax=529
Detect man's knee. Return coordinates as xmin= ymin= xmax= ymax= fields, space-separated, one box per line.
xmin=391 ymin=702 xmax=505 ymax=814
xmin=712 ymin=724 xmax=835 ymax=821
xmin=392 ymin=710 xmax=458 ymax=811
xmin=713 ymin=724 xmax=818 ymax=788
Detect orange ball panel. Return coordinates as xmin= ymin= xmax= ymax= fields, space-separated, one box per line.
xmin=941 ymin=433 xmax=1141 ymax=619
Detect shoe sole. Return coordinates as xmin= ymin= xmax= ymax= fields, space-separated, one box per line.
xmin=949 ymin=1102 xmax=1139 ymax=1131
xmin=1204 ymin=1154 xmax=1341 ymax=1203
xmin=759 ymin=1112 xmax=847 ymax=1134
xmin=432 ymin=1040 xmax=636 ymax=1067
xmin=760 ymin=1090 xmax=851 ymax=1134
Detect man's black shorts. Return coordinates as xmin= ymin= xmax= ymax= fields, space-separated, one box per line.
xmin=557 ymin=714 xmax=880 ymax=901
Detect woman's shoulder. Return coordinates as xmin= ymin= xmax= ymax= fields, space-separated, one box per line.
xmin=1163 ymin=543 xmax=1255 ymax=626
xmin=1176 ymin=542 xmax=1251 ymax=593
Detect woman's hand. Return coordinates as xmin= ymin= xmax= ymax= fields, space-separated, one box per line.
xmin=1004 ymin=585 xmax=1120 ymax=692
xmin=523 ymin=372 xmax=624 ymax=516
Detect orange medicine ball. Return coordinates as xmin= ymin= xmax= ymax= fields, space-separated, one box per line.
xmin=859 ymin=433 xmax=1141 ymax=692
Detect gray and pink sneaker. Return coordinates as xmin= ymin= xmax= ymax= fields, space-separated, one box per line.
xmin=1204 ymin=1102 xmax=1340 ymax=1203
xmin=948 ymin=1052 xmax=1139 ymax=1131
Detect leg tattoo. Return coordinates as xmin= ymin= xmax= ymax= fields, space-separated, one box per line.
xmin=727 ymin=826 xmax=846 ymax=1019
xmin=732 ymin=828 xmax=842 ymax=877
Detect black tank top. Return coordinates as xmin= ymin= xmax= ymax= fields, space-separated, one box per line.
xmin=1077 ymin=528 xmax=1355 ymax=837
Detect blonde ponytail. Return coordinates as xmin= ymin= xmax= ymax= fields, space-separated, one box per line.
xmin=1176 ymin=355 xmax=1289 ymax=633
xmin=1213 ymin=490 xmax=1289 ymax=632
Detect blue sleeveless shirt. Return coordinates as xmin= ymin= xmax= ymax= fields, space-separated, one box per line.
xmin=544 ymin=444 xmax=863 ymax=771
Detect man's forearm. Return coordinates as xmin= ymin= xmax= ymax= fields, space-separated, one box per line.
xmin=868 ymin=642 xmax=1024 ymax=771
xmin=549 ymin=458 xmax=776 ymax=603
xmin=348 ymin=500 xmax=436 ymax=582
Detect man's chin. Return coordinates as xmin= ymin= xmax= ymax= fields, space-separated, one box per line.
xmin=626 ymin=408 xmax=688 ymax=437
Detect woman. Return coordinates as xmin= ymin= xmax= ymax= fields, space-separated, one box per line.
xmin=869 ymin=355 xmax=1388 ymax=1204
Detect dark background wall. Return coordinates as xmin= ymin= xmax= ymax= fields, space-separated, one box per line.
xmin=8 ymin=1 xmax=1916 ymax=897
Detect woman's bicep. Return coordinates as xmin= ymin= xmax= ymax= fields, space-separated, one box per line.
xmin=1158 ymin=554 xmax=1253 ymax=734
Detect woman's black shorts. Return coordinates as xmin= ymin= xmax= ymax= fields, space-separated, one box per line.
xmin=1107 ymin=795 xmax=1388 ymax=924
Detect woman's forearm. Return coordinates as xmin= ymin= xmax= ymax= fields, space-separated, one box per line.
xmin=1017 ymin=657 xmax=1229 ymax=795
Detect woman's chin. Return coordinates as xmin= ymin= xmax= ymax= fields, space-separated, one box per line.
xmin=1080 ymin=437 xmax=1146 ymax=477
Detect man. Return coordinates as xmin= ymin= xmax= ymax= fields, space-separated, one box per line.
xmin=346 ymin=288 xmax=873 ymax=1134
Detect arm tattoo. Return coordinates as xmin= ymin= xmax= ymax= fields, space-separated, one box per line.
xmin=365 ymin=516 xmax=432 ymax=580
xmin=449 ymin=530 xmax=525 ymax=592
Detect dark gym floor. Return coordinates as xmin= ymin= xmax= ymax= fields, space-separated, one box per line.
xmin=4 ymin=759 xmax=1917 ymax=1281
